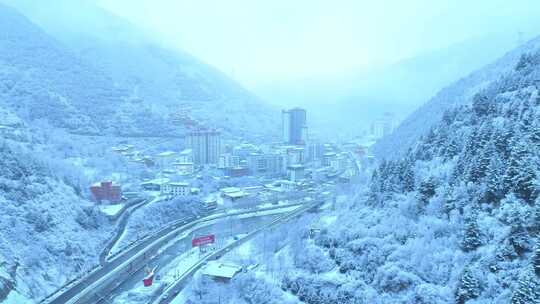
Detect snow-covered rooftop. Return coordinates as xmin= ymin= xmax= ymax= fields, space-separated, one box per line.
xmin=156 ymin=151 xmax=177 ymax=158
xmin=202 ymin=261 xmax=242 ymax=279
xmin=140 ymin=178 xmax=170 ymax=185
xmin=168 ymin=182 xmax=190 ymax=187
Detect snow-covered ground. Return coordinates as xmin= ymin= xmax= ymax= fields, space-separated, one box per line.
xmin=98 ymin=204 xmax=125 ymax=217
xmin=112 ymin=248 xmax=204 ymax=304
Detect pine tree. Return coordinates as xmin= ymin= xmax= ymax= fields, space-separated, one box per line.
xmin=529 ymin=119 xmax=540 ymax=147
xmin=509 ymin=223 xmax=530 ymax=256
xmin=368 ymin=169 xmax=382 ymax=204
xmin=511 ymin=269 xmax=540 ymax=304
xmin=485 ymin=149 xmax=505 ymax=203
xmin=496 ymin=240 xmax=519 ymax=262
xmin=455 ymin=266 xmax=481 ymax=304
xmin=533 ymin=241 xmax=540 ymax=276
xmin=472 ymin=93 xmax=492 ymax=117
xmin=461 ymin=213 xmax=482 ymax=252
xmin=417 ymin=177 xmax=437 ymax=203
xmin=442 ymin=137 xmax=460 ymax=160
xmin=468 ymin=137 xmax=492 ymax=183
xmin=493 ymin=121 xmax=514 ymax=159
xmin=533 ymin=201 xmax=540 ymax=234
xmin=516 ymin=53 xmax=533 ymax=71
xmin=504 ymin=139 xmax=537 ymax=203
xmin=399 ymin=158 xmax=415 ymax=192
xmin=442 ymin=189 xmax=456 ymax=219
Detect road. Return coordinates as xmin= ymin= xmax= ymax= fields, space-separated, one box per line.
xmin=151 ymin=200 xmax=323 ymax=304
xmin=40 ymin=202 xmax=305 ymax=304
xmin=99 ymin=197 xmax=149 ymax=265
xmin=98 ymin=214 xmax=282 ymax=304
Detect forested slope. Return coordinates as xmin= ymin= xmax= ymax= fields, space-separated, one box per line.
xmin=280 ymin=52 xmax=540 ymax=304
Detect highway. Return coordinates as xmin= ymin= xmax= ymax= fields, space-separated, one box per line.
xmin=99 ymin=197 xmax=149 ymax=265
xmin=40 ymin=202 xmax=306 ymax=304
xmin=151 ymin=200 xmax=323 ymax=304
xmin=98 ymin=213 xmax=282 ymax=304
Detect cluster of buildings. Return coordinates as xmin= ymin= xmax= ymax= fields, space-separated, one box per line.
xmin=94 ymin=106 xmax=374 ymax=207
xmin=140 ymin=177 xmax=200 ymax=198
xmin=112 ymin=144 xmax=155 ymax=167
xmin=179 ymin=107 xmax=365 ymax=185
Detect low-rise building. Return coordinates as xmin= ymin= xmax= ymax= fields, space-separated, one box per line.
xmin=202 ymin=261 xmax=242 ymax=282
xmin=277 ymin=180 xmax=296 ymax=191
xmin=287 ymin=164 xmax=305 ymax=182
xmin=220 ymin=187 xmax=250 ymax=203
xmin=90 ymin=181 xmax=122 ymax=203
xmin=173 ymin=162 xmax=194 ymax=175
xmin=162 ymin=182 xmax=190 ymax=196
xmin=218 ymin=153 xmax=241 ymax=169
xmin=224 ymin=167 xmax=250 ymax=177
xmin=140 ymin=178 xmax=170 ymax=191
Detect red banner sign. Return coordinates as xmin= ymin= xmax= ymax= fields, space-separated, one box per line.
xmin=192 ymin=234 xmax=215 ymax=247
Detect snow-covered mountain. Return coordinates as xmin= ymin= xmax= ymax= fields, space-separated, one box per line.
xmin=0 ymin=3 xmax=127 ymax=134
xmin=0 ymin=0 xmax=278 ymax=140
xmin=0 ymin=1 xmax=278 ymax=139
xmin=255 ymin=33 xmax=526 ymax=137
xmin=373 ymin=36 xmax=540 ymax=159
xmin=0 ymin=139 xmax=114 ymax=303
xmin=228 ymin=46 xmax=540 ymax=304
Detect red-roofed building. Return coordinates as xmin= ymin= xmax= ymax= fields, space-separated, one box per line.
xmin=90 ymin=181 xmax=122 ymax=203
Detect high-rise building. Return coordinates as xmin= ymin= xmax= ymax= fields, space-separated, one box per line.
xmin=187 ymin=129 xmax=221 ymax=165
xmin=371 ymin=112 xmax=396 ymax=139
xmin=282 ymin=108 xmax=307 ymax=145
xmin=246 ymin=153 xmax=284 ymax=177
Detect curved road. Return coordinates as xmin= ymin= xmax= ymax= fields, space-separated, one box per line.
xmin=40 ymin=202 xmax=305 ymax=304
xmin=152 ymin=200 xmax=323 ymax=304
xmin=99 ymin=197 xmax=148 ymax=265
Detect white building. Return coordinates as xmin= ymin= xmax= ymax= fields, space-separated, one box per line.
xmin=173 ymin=162 xmax=194 ymax=175
xmin=162 ymin=182 xmax=190 ymax=196
xmin=140 ymin=178 xmax=170 ymax=191
xmin=188 ymin=129 xmax=221 ymax=165
xmin=371 ymin=113 xmax=396 ymax=139
xmin=287 ymin=165 xmax=305 ymax=182
xmin=219 ymin=153 xmax=240 ymax=169
xmin=202 ymin=261 xmax=242 ymax=282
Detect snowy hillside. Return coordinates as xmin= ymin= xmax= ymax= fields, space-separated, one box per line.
xmin=0 ymin=3 xmax=123 ymax=134
xmin=373 ymin=36 xmax=540 ymax=159
xmin=181 ymin=48 xmax=540 ymax=304
xmin=0 ymin=141 xmax=114 ymax=302
xmin=1 ymin=0 xmax=279 ymax=140
xmin=303 ymin=51 xmax=540 ymax=303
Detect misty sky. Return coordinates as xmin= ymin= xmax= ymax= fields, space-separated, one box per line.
xmin=99 ymin=0 xmax=540 ymax=88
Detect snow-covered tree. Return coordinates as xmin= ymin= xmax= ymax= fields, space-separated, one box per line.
xmin=461 ymin=212 xmax=482 ymax=252
xmin=485 ymin=149 xmax=505 ymax=203
xmin=417 ymin=177 xmax=437 ymax=204
xmin=533 ymin=241 xmax=540 ymax=276
xmin=504 ymin=139 xmax=538 ymax=203
xmin=455 ymin=266 xmax=480 ymax=304
xmin=533 ymin=201 xmax=540 ymax=234
xmin=399 ymin=158 xmax=415 ymax=192
xmin=472 ymin=93 xmax=493 ymax=117
xmin=509 ymin=223 xmax=530 ymax=256
xmin=511 ymin=269 xmax=540 ymax=304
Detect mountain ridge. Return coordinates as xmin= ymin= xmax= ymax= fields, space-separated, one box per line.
xmin=373 ymin=35 xmax=540 ymax=159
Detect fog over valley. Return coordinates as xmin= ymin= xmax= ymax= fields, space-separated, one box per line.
xmin=1 ymin=1 xmax=540 ymax=304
